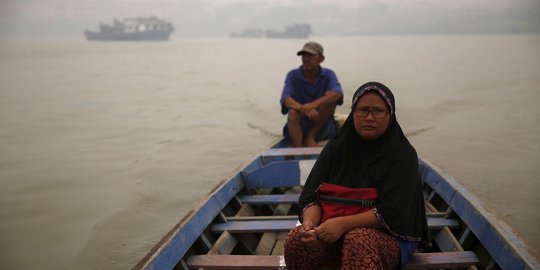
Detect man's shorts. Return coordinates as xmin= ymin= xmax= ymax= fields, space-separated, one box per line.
xmin=282 ymin=117 xmax=337 ymax=144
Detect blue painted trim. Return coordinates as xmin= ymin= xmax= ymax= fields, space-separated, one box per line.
xmin=140 ymin=151 xmax=270 ymax=269
xmin=450 ymin=190 xmax=527 ymax=269
xmin=419 ymin=158 xmax=540 ymax=269
xmin=419 ymin=160 xmax=457 ymax=204
xmin=244 ymin=161 xmax=300 ymax=189
xmin=213 ymin=175 xmax=245 ymax=208
xmin=144 ymin=175 xmax=245 ymax=270
xmin=242 ymin=156 xmax=264 ymax=173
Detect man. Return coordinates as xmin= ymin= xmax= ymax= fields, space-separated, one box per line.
xmin=280 ymin=41 xmax=344 ymax=147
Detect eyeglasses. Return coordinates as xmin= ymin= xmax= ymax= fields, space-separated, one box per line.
xmin=353 ymin=107 xmax=389 ymax=118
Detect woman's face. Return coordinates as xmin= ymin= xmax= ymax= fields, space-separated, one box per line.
xmin=353 ymin=92 xmax=391 ymax=140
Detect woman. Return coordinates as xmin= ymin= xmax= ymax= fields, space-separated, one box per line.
xmin=284 ymin=82 xmax=430 ymax=269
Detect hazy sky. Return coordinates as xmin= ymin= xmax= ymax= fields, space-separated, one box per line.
xmin=1 ymin=0 xmax=539 ymax=38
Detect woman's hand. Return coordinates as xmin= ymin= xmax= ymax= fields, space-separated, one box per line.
xmin=314 ymin=218 xmax=345 ymax=243
xmin=298 ymin=221 xmax=318 ymax=244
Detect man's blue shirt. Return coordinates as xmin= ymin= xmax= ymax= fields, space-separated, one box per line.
xmin=280 ymin=66 xmax=343 ymax=114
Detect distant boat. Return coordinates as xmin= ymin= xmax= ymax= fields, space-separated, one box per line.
xmin=230 ymin=28 xmax=264 ymax=38
xmin=84 ymin=17 xmax=174 ymax=41
xmin=265 ymin=23 xmax=312 ymax=39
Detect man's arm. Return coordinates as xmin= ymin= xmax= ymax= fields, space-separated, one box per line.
xmin=283 ymin=96 xmax=303 ymax=112
xmin=302 ymin=90 xmax=343 ymax=113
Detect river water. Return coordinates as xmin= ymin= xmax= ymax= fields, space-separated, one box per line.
xmin=0 ymin=35 xmax=539 ymax=269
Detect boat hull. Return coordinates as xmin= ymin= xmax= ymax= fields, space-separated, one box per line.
xmin=133 ymin=138 xmax=540 ymax=270
xmin=84 ymin=30 xmax=172 ymax=41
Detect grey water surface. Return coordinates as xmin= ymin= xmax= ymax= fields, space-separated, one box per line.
xmin=1 ymin=35 xmax=539 ymax=269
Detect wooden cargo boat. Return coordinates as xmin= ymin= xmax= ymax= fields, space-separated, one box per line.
xmin=84 ymin=17 xmax=174 ymax=41
xmin=133 ymin=139 xmax=540 ymax=270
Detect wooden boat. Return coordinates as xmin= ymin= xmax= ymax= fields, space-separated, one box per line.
xmin=133 ymin=138 xmax=540 ymax=269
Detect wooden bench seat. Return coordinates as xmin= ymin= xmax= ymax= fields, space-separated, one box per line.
xmin=212 ymin=220 xmax=298 ymax=233
xmin=238 ymin=194 xmax=300 ymax=205
xmin=260 ymin=147 xmax=322 ymax=163
xmin=226 ymin=215 xmax=298 ymax=221
xmin=261 ymin=147 xmax=322 ymax=158
xmin=211 ymin=217 xmax=459 ymax=234
xmin=186 ymin=252 xmax=479 ymax=269
xmin=239 ymin=194 xmax=447 ymax=217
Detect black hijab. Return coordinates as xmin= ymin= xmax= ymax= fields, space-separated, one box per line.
xmin=299 ymin=81 xmax=429 ymax=242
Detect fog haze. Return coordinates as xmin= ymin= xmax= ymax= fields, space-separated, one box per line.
xmin=1 ymin=0 xmax=539 ymax=39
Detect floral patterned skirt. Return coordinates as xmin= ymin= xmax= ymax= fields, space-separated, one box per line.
xmin=284 ymin=226 xmax=400 ymax=270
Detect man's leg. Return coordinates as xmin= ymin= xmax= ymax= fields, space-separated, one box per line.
xmin=305 ymin=102 xmax=337 ymax=147
xmin=287 ymin=109 xmax=304 ymax=147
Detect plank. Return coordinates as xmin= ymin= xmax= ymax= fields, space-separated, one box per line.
xmin=186 ymin=252 xmax=479 ymax=269
xmin=238 ymin=194 xmax=299 ymax=205
xmin=254 ymin=232 xmax=279 ymax=255
xmin=254 ymin=189 xmax=296 ymax=255
xmin=186 ymin=255 xmax=285 ymax=270
xmin=260 ymin=147 xmax=322 ymax=164
xmin=207 ymin=231 xmax=237 ymax=255
xmin=238 ymin=194 xmax=448 ymax=217
xmin=262 ymin=147 xmax=322 ymax=157
xmin=211 ymin=217 xmax=459 ymax=234
xmin=271 ymin=232 xmax=289 ymax=255
xmin=234 ymin=189 xmax=274 ymax=255
xmin=212 ymin=220 xmax=298 ymax=234
xmin=428 ymin=217 xmax=460 ymax=230
xmin=403 ymin=251 xmax=479 ymax=269
xmin=433 ymin=227 xmax=464 ymax=252
xmin=227 ymin=213 xmax=447 ymax=221
xmin=226 ymin=215 xmax=298 ymax=221
xmin=208 ymin=198 xmax=262 ymax=255
xmin=261 ymin=147 xmax=322 ymax=163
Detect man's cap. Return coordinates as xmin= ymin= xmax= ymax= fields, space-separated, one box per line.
xmin=297 ymin=41 xmax=324 ymax=56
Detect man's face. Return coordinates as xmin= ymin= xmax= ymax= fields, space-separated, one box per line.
xmin=301 ymin=53 xmax=323 ymax=71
